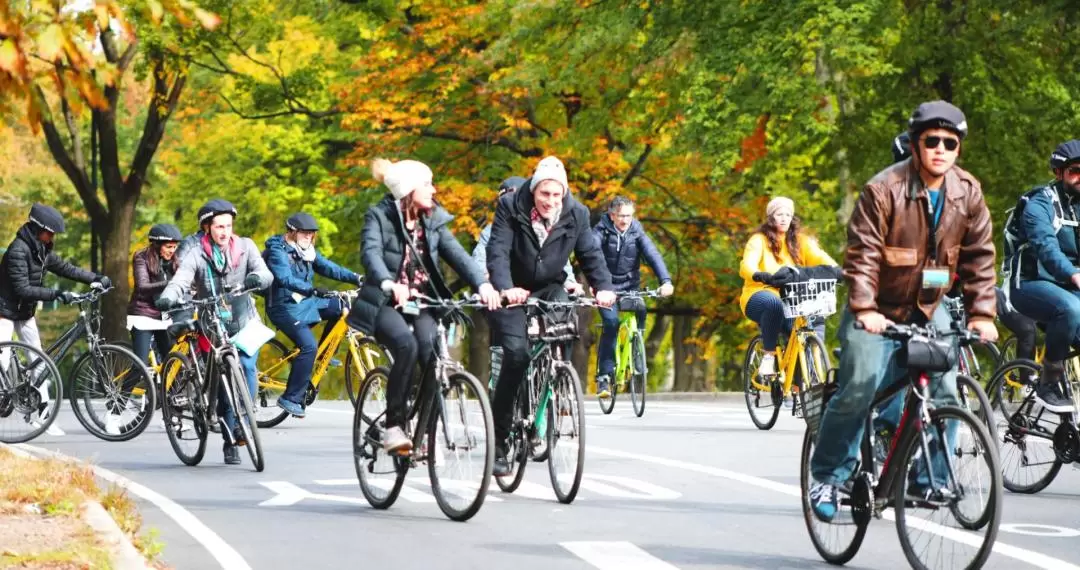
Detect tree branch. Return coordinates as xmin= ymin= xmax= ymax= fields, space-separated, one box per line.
xmin=127 ymin=64 xmax=187 ymax=195
xmin=622 ymin=143 xmax=652 ymax=187
xmin=34 ymin=86 xmax=105 ymax=221
xmin=417 ymin=128 xmax=542 ymax=157
xmin=55 ymin=66 xmax=88 ymax=177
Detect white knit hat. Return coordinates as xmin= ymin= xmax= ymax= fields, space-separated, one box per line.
xmin=766 ymin=196 xmax=795 ymax=218
xmin=531 ymin=156 xmax=568 ymax=192
xmin=372 ymin=158 xmax=433 ymax=200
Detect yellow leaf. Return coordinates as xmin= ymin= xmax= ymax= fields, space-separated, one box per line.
xmin=194 ymin=8 xmax=221 ymax=30
xmin=147 ymin=0 xmax=164 ymax=23
xmin=0 ymin=39 xmax=19 ymax=74
xmin=94 ymin=3 xmax=110 ymax=29
xmin=37 ymin=24 xmax=64 ymax=62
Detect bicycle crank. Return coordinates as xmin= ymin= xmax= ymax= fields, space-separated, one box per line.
xmin=850 ymin=472 xmax=874 ymax=526
xmin=1052 ymin=421 xmax=1080 ymax=463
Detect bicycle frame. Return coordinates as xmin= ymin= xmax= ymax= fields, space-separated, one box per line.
xmin=751 ymin=315 xmax=818 ymax=395
xmin=612 ymin=312 xmax=640 ymax=387
xmin=257 ymin=316 xmax=383 ymax=392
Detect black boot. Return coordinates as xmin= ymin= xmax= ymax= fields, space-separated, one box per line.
xmin=1036 ymin=361 xmax=1073 ymax=413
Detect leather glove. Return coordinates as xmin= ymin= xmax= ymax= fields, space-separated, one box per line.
xmin=313 ymin=287 xmax=331 ymax=298
xmin=244 ymin=273 xmax=263 ymax=290
xmin=155 ymin=297 xmax=175 ymax=310
xmin=57 ymin=290 xmax=77 ymax=304
xmin=94 ymin=275 xmax=113 ymax=289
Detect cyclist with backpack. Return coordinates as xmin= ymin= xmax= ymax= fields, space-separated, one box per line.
xmin=1000 ymin=140 xmax=1080 ymax=412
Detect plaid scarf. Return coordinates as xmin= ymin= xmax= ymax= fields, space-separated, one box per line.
xmin=530 ymin=206 xmax=561 ymax=245
xmin=397 ymin=223 xmax=429 ymax=290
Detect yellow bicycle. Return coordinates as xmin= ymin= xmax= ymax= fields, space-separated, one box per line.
xmin=742 ymin=278 xmax=835 ymax=430
xmin=255 ymin=290 xmax=390 ymax=427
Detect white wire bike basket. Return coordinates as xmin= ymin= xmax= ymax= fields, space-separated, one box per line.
xmin=779 ymin=279 xmax=838 ymax=319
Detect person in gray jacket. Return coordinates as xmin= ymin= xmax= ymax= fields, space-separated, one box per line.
xmin=157 ymin=202 xmax=274 ymax=465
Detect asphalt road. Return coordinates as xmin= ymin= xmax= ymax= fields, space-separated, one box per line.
xmin=12 ymin=398 xmax=1080 ymax=570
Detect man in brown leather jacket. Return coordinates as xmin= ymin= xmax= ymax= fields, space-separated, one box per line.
xmin=807 ymin=101 xmax=998 ymax=522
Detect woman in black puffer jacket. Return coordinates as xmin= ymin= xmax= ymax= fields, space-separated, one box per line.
xmin=126 ymin=224 xmax=182 ymax=365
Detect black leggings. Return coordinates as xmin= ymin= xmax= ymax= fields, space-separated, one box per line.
xmin=373 ymin=305 xmax=436 ymax=428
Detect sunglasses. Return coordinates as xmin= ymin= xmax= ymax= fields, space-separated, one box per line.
xmin=1067 ymin=166 xmax=1080 ymax=176
xmin=923 ymin=135 xmax=960 ymax=151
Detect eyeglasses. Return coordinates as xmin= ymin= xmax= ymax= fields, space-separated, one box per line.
xmin=1067 ymin=166 xmax=1080 ymax=176
xmin=923 ymin=135 xmax=960 ymax=151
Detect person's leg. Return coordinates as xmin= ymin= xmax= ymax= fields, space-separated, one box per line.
xmin=1009 ymin=279 xmax=1080 ymax=411
xmin=745 ymin=291 xmax=786 ymax=374
xmin=595 ymin=306 xmax=619 ymax=394
xmin=130 ymin=328 xmax=153 ymax=365
xmin=373 ymin=306 xmax=418 ymax=432
xmin=13 ymin=318 xmax=42 ymax=350
xmin=316 ymin=298 xmax=343 ymax=351
xmin=273 ymin=315 xmax=318 ymax=409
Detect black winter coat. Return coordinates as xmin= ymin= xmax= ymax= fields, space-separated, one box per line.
xmin=592 ymin=215 xmax=671 ymax=292
xmin=348 ymin=196 xmax=487 ymax=335
xmin=0 ymin=224 xmax=96 ymax=321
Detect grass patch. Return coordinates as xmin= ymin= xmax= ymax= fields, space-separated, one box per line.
xmin=101 ymin=488 xmax=165 ymax=564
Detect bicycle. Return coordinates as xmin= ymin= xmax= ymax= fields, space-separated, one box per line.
xmin=47 ymin=285 xmax=156 ymax=442
xmin=158 ymin=286 xmax=266 ymax=472
xmin=492 ymin=296 xmax=589 ymax=504
xmin=801 ymin=322 xmax=1002 ymax=570
xmin=942 ymin=295 xmax=1001 ymax=389
xmin=742 ymin=277 xmax=835 ymax=430
xmin=353 ymin=294 xmax=495 ymax=522
xmin=0 ymin=341 xmax=64 ymax=443
xmin=596 ymin=289 xmax=659 ymax=417
xmin=255 ymin=288 xmax=391 ymax=427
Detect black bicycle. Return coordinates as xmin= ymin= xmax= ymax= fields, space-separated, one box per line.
xmin=801 ymin=322 xmax=1001 ymax=570
xmin=0 ymin=341 xmax=64 ymax=443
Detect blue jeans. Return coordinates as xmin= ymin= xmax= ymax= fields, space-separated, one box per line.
xmin=596 ymin=299 xmax=646 ymax=379
xmin=1008 ymin=279 xmax=1080 ymax=362
xmin=130 ymin=328 xmax=172 ymax=366
xmin=219 ymin=348 xmax=259 ymax=445
xmin=270 ymin=300 xmax=343 ymax=405
xmin=810 ymin=304 xmax=959 ymax=486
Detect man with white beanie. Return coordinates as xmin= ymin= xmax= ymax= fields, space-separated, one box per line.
xmin=486 ymin=155 xmax=616 ymax=477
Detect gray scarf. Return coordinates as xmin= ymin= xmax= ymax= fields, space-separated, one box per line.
xmin=288 ymin=239 xmax=316 ymax=263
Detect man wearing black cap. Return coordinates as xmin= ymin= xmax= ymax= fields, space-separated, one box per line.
xmin=263 ymin=212 xmax=363 ymax=418
xmin=807 ymin=101 xmax=998 ymax=522
xmin=0 ymin=203 xmax=109 ymax=348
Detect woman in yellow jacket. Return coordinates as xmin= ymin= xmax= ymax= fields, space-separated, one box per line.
xmin=740 ymin=197 xmax=838 ymax=376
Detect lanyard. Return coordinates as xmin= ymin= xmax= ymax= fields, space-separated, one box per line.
xmin=924 ymin=188 xmax=944 ymax=264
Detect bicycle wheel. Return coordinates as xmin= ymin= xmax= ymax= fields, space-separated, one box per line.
xmin=69 ymin=344 xmax=156 ymax=442
xmin=800 ymin=428 xmax=867 ymax=565
xmin=743 ymin=336 xmax=780 ymax=430
xmin=999 ymin=336 xmax=1017 ymax=364
xmin=956 ymin=373 xmax=994 ymax=439
xmin=797 ymin=335 xmax=830 ymax=417
xmin=597 ymin=372 xmax=616 ymax=415
xmin=346 ymin=337 xmax=391 ymax=407
xmin=962 ymin=341 xmax=1001 ymax=389
xmin=495 ymin=380 xmax=529 ymax=493
xmin=428 ymin=371 xmax=494 ymax=521
xmin=255 ymin=338 xmax=291 ymax=428
xmin=547 ymin=362 xmax=585 ymax=504
xmin=160 ymin=352 xmax=208 ymax=466
xmin=353 ymin=366 xmax=407 ymax=509
xmin=629 ymin=331 xmax=647 ymax=418
xmin=225 ymin=354 xmax=264 ymax=472
xmin=989 ymin=360 xmax=1062 ymax=494
xmin=0 ymin=342 xmax=63 ymax=444
xmin=894 ymin=405 xmax=1001 ymax=570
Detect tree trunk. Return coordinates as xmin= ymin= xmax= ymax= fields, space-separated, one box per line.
xmin=572 ymin=305 xmax=595 ymax=391
xmin=645 ymin=314 xmax=669 ymax=362
xmin=671 ymin=315 xmax=709 ymax=392
xmin=99 ymin=196 xmax=138 ymax=342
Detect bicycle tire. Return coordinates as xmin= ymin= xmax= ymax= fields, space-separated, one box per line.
xmin=797 ymin=335 xmax=830 ymax=417
xmin=956 ymin=373 xmax=994 ymax=440
xmin=427 ymin=370 xmax=495 ymax=521
xmin=354 ymin=366 xmax=407 ymax=509
xmin=346 ymin=336 xmax=390 ymax=407
xmin=255 ymin=338 xmax=291 ymax=428
xmin=893 ymin=405 xmax=1001 ymax=570
xmin=495 ymin=380 xmax=529 ymax=493
xmin=597 ymin=372 xmax=616 ymax=415
xmin=630 ymin=331 xmax=647 ymax=418
xmin=0 ymin=341 xmax=63 ymax=444
xmin=68 ymin=344 xmax=156 ymax=442
xmin=962 ymin=340 xmax=1001 ymax=389
xmin=988 ymin=360 xmax=1062 ymax=494
xmin=160 ymin=352 xmax=207 ymax=466
xmin=800 ymin=428 xmax=867 ymax=565
xmin=224 ymin=354 xmax=264 ymax=472
xmin=547 ymin=362 xmax=585 ymax=504
xmin=743 ymin=336 xmax=780 ymax=430
xmin=999 ymin=336 xmax=1018 ymax=364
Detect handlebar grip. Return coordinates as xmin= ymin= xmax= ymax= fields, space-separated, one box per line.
xmin=752 ymin=272 xmax=771 ymax=283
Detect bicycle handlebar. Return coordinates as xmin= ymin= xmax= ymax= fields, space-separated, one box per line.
xmin=615 ymin=288 xmax=663 ymax=299
xmin=164 ymin=285 xmax=261 ymax=315
xmin=854 ymin=320 xmax=981 ymax=343
xmin=64 ymin=284 xmax=114 ymax=305
xmin=412 ymin=292 xmax=489 ymax=310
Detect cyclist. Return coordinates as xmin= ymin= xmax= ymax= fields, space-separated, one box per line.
xmin=347 ymin=158 xmax=499 ymax=453
xmin=264 ymin=212 xmax=363 ymax=418
xmin=1001 ymin=140 xmax=1080 ymax=413
xmin=808 ymin=101 xmax=998 ymax=521
xmin=157 ymin=202 xmax=274 ymax=466
xmin=739 ymin=196 xmax=837 ymax=378
xmin=127 ymin=224 xmax=182 ymax=366
xmin=0 ymin=203 xmax=110 ymax=347
xmin=486 ymin=155 xmax=616 ymax=477
xmin=592 ymin=195 xmax=674 ymax=397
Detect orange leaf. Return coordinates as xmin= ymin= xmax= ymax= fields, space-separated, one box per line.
xmin=194 ymin=8 xmax=221 ymax=30
xmin=37 ymin=24 xmax=64 ymax=62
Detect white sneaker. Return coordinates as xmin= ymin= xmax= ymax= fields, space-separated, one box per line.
xmin=382 ymin=426 xmax=412 ymax=452
xmin=758 ymin=353 xmax=777 ymax=376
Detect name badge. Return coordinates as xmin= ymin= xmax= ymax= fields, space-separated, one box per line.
xmin=402 ymin=300 xmax=420 ymax=316
xmin=922 ymin=268 xmax=950 ymax=289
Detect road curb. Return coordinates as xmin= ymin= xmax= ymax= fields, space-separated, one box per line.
xmin=0 ymin=442 xmax=152 ymax=570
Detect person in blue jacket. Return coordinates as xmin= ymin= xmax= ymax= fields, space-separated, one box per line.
xmin=592 ymin=196 xmax=674 ymax=397
xmin=264 ymin=212 xmax=363 ymax=417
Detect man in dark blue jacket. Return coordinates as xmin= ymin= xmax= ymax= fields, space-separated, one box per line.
xmin=264 ymin=213 xmax=363 ymax=417
xmin=592 ymin=196 xmax=673 ymax=397
xmin=1004 ymin=140 xmax=1080 ymax=412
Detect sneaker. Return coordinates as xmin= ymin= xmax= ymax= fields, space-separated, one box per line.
xmin=1035 ymin=382 xmax=1073 ymax=413
xmin=596 ymin=375 xmax=611 ymax=398
xmin=493 ymin=449 xmax=512 ymax=478
xmin=758 ymin=353 xmax=777 ymax=377
xmin=809 ymin=480 xmax=838 ymax=522
xmin=223 ymin=444 xmax=241 ymax=465
xmin=277 ymin=398 xmax=306 ymax=418
xmin=382 ymin=426 xmax=412 ymax=453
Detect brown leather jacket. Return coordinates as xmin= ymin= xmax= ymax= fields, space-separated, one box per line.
xmin=844 ymin=160 xmax=996 ymax=323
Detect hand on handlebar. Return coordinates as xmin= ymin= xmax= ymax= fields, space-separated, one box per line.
xmin=967 ymin=320 xmax=998 ymax=343
xmin=501 ymin=287 xmax=530 ymax=305
xmin=855 ymin=311 xmax=894 ymax=334
xmin=595 ymin=290 xmax=616 ymax=308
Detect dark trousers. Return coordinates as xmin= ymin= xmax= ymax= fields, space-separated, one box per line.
xmin=271 ymin=301 xmax=343 ymax=405
xmin=130 ymin=328 xmax=172 ymax=366
xmin=373 ymin=305 xmax=436 ymax=428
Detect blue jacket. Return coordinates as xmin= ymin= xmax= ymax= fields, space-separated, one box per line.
xmin=1016 ymin=181 xmax=1080 ymax=285
xmin=263 ymin=234 xmax=360 ymax=326
xmin=592 ymin=215 xmax=671 ymax=292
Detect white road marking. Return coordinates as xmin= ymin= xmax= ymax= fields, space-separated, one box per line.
xmin=16 ymin=443 xmax=251 ymax=570
xmin=561 ymin=541 xmax=679 ymax=570
xmin=45 ymin=424 xmax=65 ymax=436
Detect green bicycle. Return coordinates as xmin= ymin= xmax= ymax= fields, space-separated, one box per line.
xmin=597 ymin=289 xmax=659 ymax=417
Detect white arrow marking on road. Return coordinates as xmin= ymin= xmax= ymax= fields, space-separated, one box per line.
xmin=1000 ymin=524 xmax=1080 ymax=538
xmin=315 ymin=477 xmax=503 ymax=502
xmin=45 ymin=424 xmax=64 ymax=436
xmin=561 ymin=541 xmax=678 ymax=570
xmin=258 ymin=482 xmax=314 ymax=507
xmin=578 ymin=475 xmax=680 ymax=500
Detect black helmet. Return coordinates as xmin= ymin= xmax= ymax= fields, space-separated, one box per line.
xmin=891 ymin=132 xmax=911 ymax=163
xmin=498 ymin=176 xmax=527 ymax=196
xmin=286 ymin=212 xmax=319 ymax=232
xmin=1050 ymin=140 xmax=1080 ymax=170
xmin=197 ymin=199 xmax=237 ymax=225
xmin=148 ymin=223 xmax=182 ymax=242
xmin=28 ymin=203 xmax=65 ymax=233
xmin=908 ymin=100 xmax=968 ymax=140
